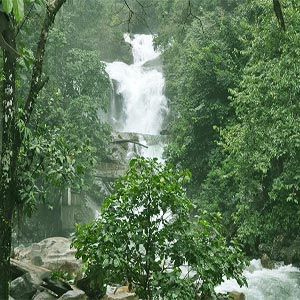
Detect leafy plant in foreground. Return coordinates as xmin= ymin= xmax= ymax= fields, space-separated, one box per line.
xmin=72 ymin=157 xmax=247 ymax=299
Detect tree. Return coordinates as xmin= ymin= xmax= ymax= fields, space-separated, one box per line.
xmin=159 ymin=3 xmax=246 ymax=196
xmin=200 ymin=0 xmax=300 ymax=253
xmin=72 ymin=157 xmax=247 ymax=300
xmin=0 ymin=1 xmax=67 ymax=298
xmin=216 ymin=0 xmax=300 ymax=250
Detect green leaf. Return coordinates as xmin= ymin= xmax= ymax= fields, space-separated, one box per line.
xmin=12 ymin=0 xmax=24 ymax=22
xmin=2 ymin=0 xmax=13 ymax=14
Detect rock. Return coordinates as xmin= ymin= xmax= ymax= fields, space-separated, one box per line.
xmin=58 ymin=290 xmax=86 ymax=300
xmin=216 ymin=296 xmax=230 ymax=300
xmin=9 ymin=296 xmax=16 ymax=300
xmin=282 ymin=237 xmax=300 ymax=265
xmin=76 ymin=275 xmax=106 ymax=299
xmin=33 ymin=291 xmax=57 ymax=300
xmin=259 ymin=235 xmax=300 ymax=266
xmin=228 ymin=291 xmax=245 ymax=300
xmin=114 ymin=286 xmax=130 ymax=294
xmin=14 ymin=237 xmax=76 ymax=263
xmin=10 ymin=273 xmax=37 ymax=300
xmin=14 ymin=237 xmax=83 ymax=279
xmin=31 ymin=255 xmax=44 ymax=266
xmin=41 ymin=278 xmax=72 ymax=297
xmin=103 ymin=294 xmax=137 ymax=300
xmin=10 ymin=258 xmax=51 ymax=286
xmin=261 ymin=253 xmax=275 ymax=269
xmin=104 ymin=286 xmax=137 ymax=300
xmin=45 ymin=260 xmax=82 ymax=281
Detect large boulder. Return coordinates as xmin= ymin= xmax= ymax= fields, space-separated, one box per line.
xmin=14 ymin=237 xmax=82 ymax=279
xmin=10 ymin=259 xmax=51 ymax=286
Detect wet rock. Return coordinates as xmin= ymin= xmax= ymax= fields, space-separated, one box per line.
xmin=31 ymin=256 xmax=44 ymax=266
xmin=259 ymin=235 xmax=300 ymax=266
xmin=33 ymin=291 xmax=57 ymax=300
xmin=103 ymin=293 xmax=137 ymax=300
xmin=76 ymin=275 xmax=106 ymax=299
xmin=282 ymin=237 xmax=300 ymax=265
xmin=41 ymin=278 xmax=72 ymax=297
xmin=103 ymin=286 xmax=137 ymax=300
xmin=261 ymin=253 xmax=275 ymax=269
xmin=14 ymin=237 xmax=83 ymax=279
xmin=10 ymin=258 xmax=51 ymax=286
xmin=10 ymin=273 xmax=36 ymax=300
xmin=58 ymin=290 xmax=86 ymax=300
xmin=228 ymin=291 xmax=245 ymax=300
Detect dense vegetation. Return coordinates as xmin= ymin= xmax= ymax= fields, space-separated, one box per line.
xmin=155 ymin=0 xmax=300 ymax=258
xmin=1 ymin=0 xmax=300 ymax=299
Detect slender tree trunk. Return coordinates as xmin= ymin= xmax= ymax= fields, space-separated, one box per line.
xmin=0 ymin=11 xmax=17 ymax=300
xmin=0 ymin=189 xmax=15 ymax=300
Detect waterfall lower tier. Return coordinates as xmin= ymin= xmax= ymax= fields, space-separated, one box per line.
xmin=216 ymin=259 xmax=300 ymax=299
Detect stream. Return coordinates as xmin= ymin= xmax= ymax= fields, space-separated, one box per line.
xmin=216 ymin=259 xmax=300 ymax=299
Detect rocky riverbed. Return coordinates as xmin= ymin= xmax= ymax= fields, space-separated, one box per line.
xmin=10 ymin=237 xmax=137 ymax=300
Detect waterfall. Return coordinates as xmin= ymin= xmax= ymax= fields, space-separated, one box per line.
xmin=215 ymin=259 xmax=300 ymax=299
xmin=105 ymin=34 xmax=167 ymax=159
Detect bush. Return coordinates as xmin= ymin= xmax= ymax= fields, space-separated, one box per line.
xmin=72 ymin=157 xmax=247 ymax=299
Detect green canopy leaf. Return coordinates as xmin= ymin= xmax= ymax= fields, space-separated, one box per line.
xmin=12 ymin=0 xmax=24 ymax=22
xmin=2 ymin=0 xmax=13 ymax=14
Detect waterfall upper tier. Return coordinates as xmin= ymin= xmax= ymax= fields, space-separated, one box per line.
xmin=106 ymin=34 xmax=168 ymax=138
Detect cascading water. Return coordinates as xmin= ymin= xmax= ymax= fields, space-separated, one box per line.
xmin=216 ymin=259 xmax=300 ymax=299
xmin=105 ymin=34 xmax=168 ymax=159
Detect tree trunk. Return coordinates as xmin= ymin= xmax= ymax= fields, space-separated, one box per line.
xmin=0 ymin=11 xmax=17 ymax=300
xmin=0 ymin=194 xmax=14 ymax=300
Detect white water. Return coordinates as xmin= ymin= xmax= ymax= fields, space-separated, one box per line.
xmin=216 ymin=259 xmax=300 ymax=300
xmin=106 ymin=34 xmax=167 ymax=159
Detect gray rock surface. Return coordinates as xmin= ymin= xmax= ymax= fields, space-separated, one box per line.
xmin=58 ymin=290 xmax=87 ymax=300
xmin=11 ymin=258 xmax=51 ymax=286
xmin=14 ymin=237 xmax=82 ymax=279
xmin=33 ymin=291 xmax=57 ymax=300
xmin=10 ymin=273 xmax=36 ymax=300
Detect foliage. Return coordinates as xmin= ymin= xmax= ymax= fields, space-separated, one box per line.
xmin=72 ymin=157 xmax=247 ymax=300
xmin=0 ymin=0 xmax=69 ymax=298
xmin=213 ymin=0 xmax=300 ymax=249
xmin=14 ymin=6 xmax=113 ymax=241
xmin=160 ymin=5 xmax=246 ymax=193
xmin=154 ymin=0 xmax=300 ymax=257
xmin=2 ymin=0 xmax=24 ymax=22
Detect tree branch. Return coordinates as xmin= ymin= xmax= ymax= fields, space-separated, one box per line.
xmin=273 ymin=0 xmax=286 ymax=31
xmin=24 ymin=0 xmax=67 ymax=125
xmin=183 ymin=0 xmax=204 ymax=34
